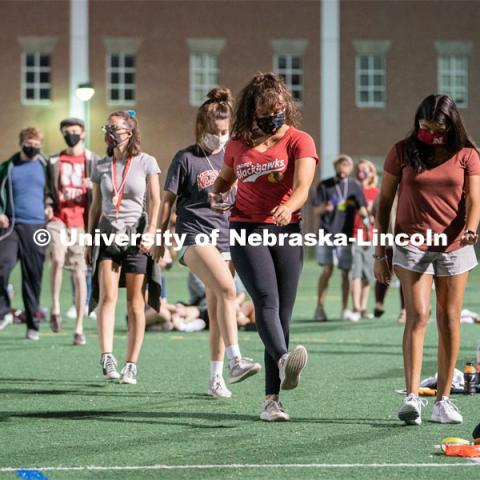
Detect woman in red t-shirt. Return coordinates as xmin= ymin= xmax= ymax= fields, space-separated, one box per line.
xmin=211 ymin=73 xmax=318 ymax=422
xmin=375 ymin=94 xmax=480 ymax=426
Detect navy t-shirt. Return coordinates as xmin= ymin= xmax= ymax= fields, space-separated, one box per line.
xmin=314 ymin=176 xmax=366 ymax=236
xmin=6 ymin=156 xmax=45 ymax=224
xmin=164 ymin=145 xmax=234 ymax=252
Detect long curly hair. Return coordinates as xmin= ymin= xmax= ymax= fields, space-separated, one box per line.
xmin=232 ymin=72 xmax=301 ymax=146
xmin=106 ymin=110 xmax=141 ymax=157
xmin=401 ymin=94 xmax=477 ymax=173
xmin=195 ymin=87 xmax=233 ymax=144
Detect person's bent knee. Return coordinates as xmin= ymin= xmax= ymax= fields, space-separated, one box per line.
xmin=408 ymin=310 xmax=430 ymax=330
xmin=321 ymin=264 xmax=334 ymax=276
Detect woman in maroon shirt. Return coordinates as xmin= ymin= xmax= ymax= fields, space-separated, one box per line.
xmin=375 ymin=94 xmax=480 ymax=426
xmin=211 ymin=73 xmax=318 ymax=422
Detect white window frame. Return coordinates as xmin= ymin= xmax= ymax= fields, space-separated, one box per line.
xmin=189 ymin=52 xmax=219 ymax=107
xmin=437 ymin=55 xmax=468 ymax=108
xmin=355 ymin=54 xmax=386 ymax=108
xmin=106 ymin=52 xmax=136 ymax=106
xmin=273 ymin=53 xmax=304 ymax=105
xmin=21 ymin=52 xmax=52 ymax=106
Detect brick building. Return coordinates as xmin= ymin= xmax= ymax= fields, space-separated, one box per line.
xmin=0 ymin=0 xmax=478 ymax=228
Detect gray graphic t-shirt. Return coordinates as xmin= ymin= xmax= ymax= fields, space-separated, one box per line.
xmin=164 ymin=144 xmax=233 ymax=251
xmin=91 ymin=152 xmax=160 ymax=229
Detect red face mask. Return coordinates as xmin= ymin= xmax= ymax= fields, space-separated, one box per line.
xmin=417 ymin=128 xmax=447 ymax=145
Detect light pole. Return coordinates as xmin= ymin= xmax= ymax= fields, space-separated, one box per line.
xmin=75 ymin=82 xmax=95 ymax=148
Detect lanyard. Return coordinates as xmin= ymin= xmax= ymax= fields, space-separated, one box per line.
xmin=335 ymin=179 xmax=349 ymax=203
xmin=111 ymin=156 xmax=132 ymax=213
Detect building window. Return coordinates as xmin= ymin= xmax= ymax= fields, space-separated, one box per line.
xmin=438 ymin=55 xmax=468 ymax=107
xmin=274 ymin=54 xmax=303 ymax=103
xmin=21 ymin=52 xmax=51 ymax=104
xmin=190 ymin=52 xmax=219 ymax=107
xmin=356 ymin=54 xmax=385 ymax=107
xmin=107 ymin=53 xmax=136 ymax=105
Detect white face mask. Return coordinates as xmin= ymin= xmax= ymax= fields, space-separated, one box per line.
xmin=202 ymin=133 xmax=229 ymax=152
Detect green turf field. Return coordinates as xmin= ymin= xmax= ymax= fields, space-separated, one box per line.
xmin=1 ymin=258 xmax=480 ymax=479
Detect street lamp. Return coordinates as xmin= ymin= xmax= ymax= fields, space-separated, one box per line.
xmin=75 ymin=82 xmax=95 ymax=147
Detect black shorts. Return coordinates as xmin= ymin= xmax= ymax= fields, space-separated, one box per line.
xmin=98 ymin=248 xmax=148 ymax=274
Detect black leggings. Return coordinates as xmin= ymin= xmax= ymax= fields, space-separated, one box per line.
xmin=230 ymin=222 xmax=303 ymax=395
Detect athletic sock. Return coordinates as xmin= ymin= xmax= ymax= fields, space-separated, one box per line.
xmin=210 ymin=361 xmax=224 ymax=380
xmin=226 ymin=344 xmax=241 ymax=367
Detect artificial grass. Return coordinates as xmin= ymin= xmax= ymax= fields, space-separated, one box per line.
xmin=1 ymin=259 xmax=480 ymax=480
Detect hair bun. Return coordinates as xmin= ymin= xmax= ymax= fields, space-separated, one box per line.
xmin=207 ymin=87 xmax=233 ymax=104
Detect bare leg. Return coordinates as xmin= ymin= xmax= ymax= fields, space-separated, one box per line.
xmin=317 ymin=264 xmax=333 ymax=305
xmin=50 ymin=253 xmax=65 ymax=316
xmin=97 ymin=260 xmax=121 ymax=353
xmin=185 ymin=246 xmax=238 ymax=348
xmin=434 ymin=272 xmax=468 ymax=400
xmin=395 ymin=266 xmax=433 ymax=394
xmin=206 ymin=286 xmax=225 ymax=362
xmin=340 ymin=269 xmax=351 ymax=311
xmin=351 ymin=277 xmax=362 ymax=312
xmin=125 ymin=273 xmax=146 ymax=363
xmin=360 ymin=279 xmax=370 ymax=312
xmin=73 ymin=268 xmax=87 ymax=335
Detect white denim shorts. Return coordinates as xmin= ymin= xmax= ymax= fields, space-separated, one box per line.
xmin=393 ymin=243 xmax=477 ymax=276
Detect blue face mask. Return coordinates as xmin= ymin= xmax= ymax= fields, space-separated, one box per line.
xmin=256 ymin=111 xmax=285 ymax=134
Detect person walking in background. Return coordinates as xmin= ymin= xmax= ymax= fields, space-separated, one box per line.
xmin=313 ymin=155 xmax=369 ymax=322
xmin=372 ymin=194 xmax=406 ymax=323
xmin=375 ymin=94 xmax=480 ymax=425
xmin=45 ymin=118 xmax=100 ymax=345
xmin=350 ymin=160 xmax=380 ymax=320
xmin=156 ymin=88 xmax=261 ymax=399
xmin=0 ymin=128 xmax=48 ymax=340
xmin=86 ymin=110 xmax=160 ymax=384
xmin=211 ymin=73 xmax=318 ymax=421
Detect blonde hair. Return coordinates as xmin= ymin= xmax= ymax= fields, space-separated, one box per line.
xmin=356 ymin=159 xmax=378 ymax=187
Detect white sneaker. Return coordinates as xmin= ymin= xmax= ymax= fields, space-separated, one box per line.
xmin=0 ymin=313 xmax=14 ymax=331
xmin=89 ymin=310 xmax=97 ymax=320
xmin=208 ymin=375 xmax=232 ymax=398
xmin=176 ymin=319 xmax=206 ymax=332
xmin=228 ymin=357 xmax=262 ymax=384
xmin=101 ymin=353 xmax=121 ymax=380
xmin=66 ymin=305 xmax=76 ymax=319
xmin=398 ymin=393 xmax=427 ymax=425
xmin=260 ymin=399 xmax=290 ymax=422
xmin=279 ymin=345 xmax=308 ymax=390
xmin=431 ymin=397 xmax=463 ymax=424
xmin=120 ymin=362 xmax=137 ymax=385
xmin=341 ymin=309 xmax=360 ymax=322
xmin=26 ymin=329 xmax=40 ymax=341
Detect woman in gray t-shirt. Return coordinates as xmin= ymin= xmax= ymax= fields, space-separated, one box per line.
xmin=87 ymin=110 xmax=160 ymax=384
xmin=155 ymin=88 xmax=260 ymax=398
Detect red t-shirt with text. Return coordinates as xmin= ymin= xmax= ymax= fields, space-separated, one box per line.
xmin=224 ymin=127 xmax=318 ymax=223
xmin=52 ymin=152 xmax=87 ymax=228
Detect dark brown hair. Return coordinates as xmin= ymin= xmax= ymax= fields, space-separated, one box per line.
xmin=195 ymin=87 xmax=233 ymax=144
xmin=402 ymin=94 xmax=478 ymax=173
xmin=19 ymin=127 xmax=43 ymax=145
xmin=232 ymin=72 xmax=301 ymax=146
xmin=107 ymin=110 xmax=141 ymax=157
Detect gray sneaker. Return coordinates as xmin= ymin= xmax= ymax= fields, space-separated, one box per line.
xmin=398 ymin=393 xmax=427 ymax=425
xmin=101 ymin=353 xmax=121 ymax=380
xmin=208 ymin=375 xmax=232 ymax=398
xmin=279 ymin=345 xmax=308 ymax=391
xmin=260 ymin=399 xmax=290 ymax=422
xmin=228 ymin=357 xmax=261 ymax=384
xmin=0 ymin=313 xmax=13 ymax=331
xmin=26 ymin=329 xmax=39 ymax=341
xmin=120 ymin=363 xmax=137 ymax=384
xmin=314 ymin=305 xmax=327 ymax=322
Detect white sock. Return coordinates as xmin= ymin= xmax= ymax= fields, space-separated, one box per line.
xmin=210 ymin=361 xmax=224 ymax=379
xmin=226 ymin=344 xmax=241 ymax=365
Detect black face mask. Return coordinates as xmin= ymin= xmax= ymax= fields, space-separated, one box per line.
xmin=22 ymin=145 xmax=40 ymax=159
xmin=64 ymin=133 xmax=81 ymax=148
xmin=256 ymin=111 xmax=286 ymax=135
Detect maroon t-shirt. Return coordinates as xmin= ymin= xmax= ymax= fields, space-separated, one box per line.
xmin=383 ymin=141 xmax=480 ymax=252
xmin=224 ymin=127 xmax=318 ymax=224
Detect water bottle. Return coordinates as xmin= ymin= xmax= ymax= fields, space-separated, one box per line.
xmin=464 ymin=363 xmax=476 ymax=395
